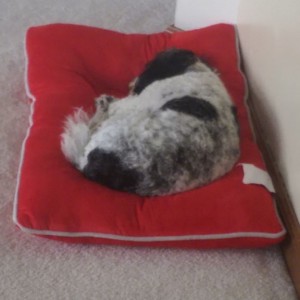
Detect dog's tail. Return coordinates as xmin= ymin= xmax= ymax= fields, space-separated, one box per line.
xmin=61 ymin=108 xmax=91 ymax=168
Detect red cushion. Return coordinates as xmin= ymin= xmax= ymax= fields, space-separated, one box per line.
xmin=13 ymin=23 xmax=285 ymax=248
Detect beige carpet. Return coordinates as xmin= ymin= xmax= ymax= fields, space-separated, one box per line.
xmin=0 ymin=0 xmax=297 ymax=299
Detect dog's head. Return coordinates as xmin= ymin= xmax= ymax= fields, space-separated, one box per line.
xmin=130 ymin=48 xmax=211 ymax=94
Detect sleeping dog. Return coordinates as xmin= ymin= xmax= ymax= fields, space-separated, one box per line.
xmin=61 ymin=48 xmax=240 ymax=196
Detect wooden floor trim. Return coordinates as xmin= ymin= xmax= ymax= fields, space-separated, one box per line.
xmin=247 ymin=92 xmax=300 ymax=298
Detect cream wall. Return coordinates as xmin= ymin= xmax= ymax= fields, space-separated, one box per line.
xmin=237 ymin=0 xmax=300 ymax=221
xmin=175 ymin=0 xmax=300 ymax=221
xmin=175 ymin=0 xmax=240 ymax=30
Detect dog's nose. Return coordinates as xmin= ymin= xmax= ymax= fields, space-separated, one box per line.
xmin=82 ymin=148 xmax=140 ymax=192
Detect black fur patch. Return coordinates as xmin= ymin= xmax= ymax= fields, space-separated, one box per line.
xmin=83 ymin=149 xmax=141 ymax=192
xmin=231 ymin=106 xmax=238 ymax=124
xmin=231 ymin=105 xmax=240 ymax=134
xmin=133 ymin=48 xmax=198 ymax=94
xmin=161 ymin=96 xmax=218 ymax=121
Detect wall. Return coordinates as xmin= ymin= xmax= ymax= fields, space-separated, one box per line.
xmin=238 ymin=0 xmax=300 ymax=221
xmin=174 ymin=0 xmax=300 ymax=222
xmin=175 ymin=0 xmax=240 ymax=30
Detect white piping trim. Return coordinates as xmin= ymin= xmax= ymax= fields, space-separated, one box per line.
xmin=12 ymin=26 xmax=286 ymax=243
xmin=17 ymin=222 xmax=286 ymax=241
xmin=13 ymin=30 xmax=37 ymax=226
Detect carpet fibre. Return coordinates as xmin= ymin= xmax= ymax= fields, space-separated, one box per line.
xmin=0 ymin=1 xmax=297 ymax=299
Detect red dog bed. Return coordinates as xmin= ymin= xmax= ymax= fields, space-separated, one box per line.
xmin=13 ymin=23 xmax=285 ymax=248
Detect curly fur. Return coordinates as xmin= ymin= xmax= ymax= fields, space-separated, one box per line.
xmin=61 ymin=48 xmax=240 ymax=196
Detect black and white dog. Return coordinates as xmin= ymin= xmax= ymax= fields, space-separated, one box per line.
xmin=61 ymin=49 xmax=240 ymax=196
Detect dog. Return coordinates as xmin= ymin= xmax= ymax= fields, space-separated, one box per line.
xmin=61 ymin=48 xmax=240 ymax=196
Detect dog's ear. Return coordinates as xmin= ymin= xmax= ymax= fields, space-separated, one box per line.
xmin=132 ymin=48 xmax=198 ymax=95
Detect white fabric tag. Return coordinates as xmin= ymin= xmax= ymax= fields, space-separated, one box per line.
xmin=240 ymin=163 xmax=275 ymax=193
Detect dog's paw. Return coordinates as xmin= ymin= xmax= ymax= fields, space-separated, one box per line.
xmin=95 ymin=95 xmax=115 ymax=111
xmin=128 ymin=77 xmax=138 ymax=93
